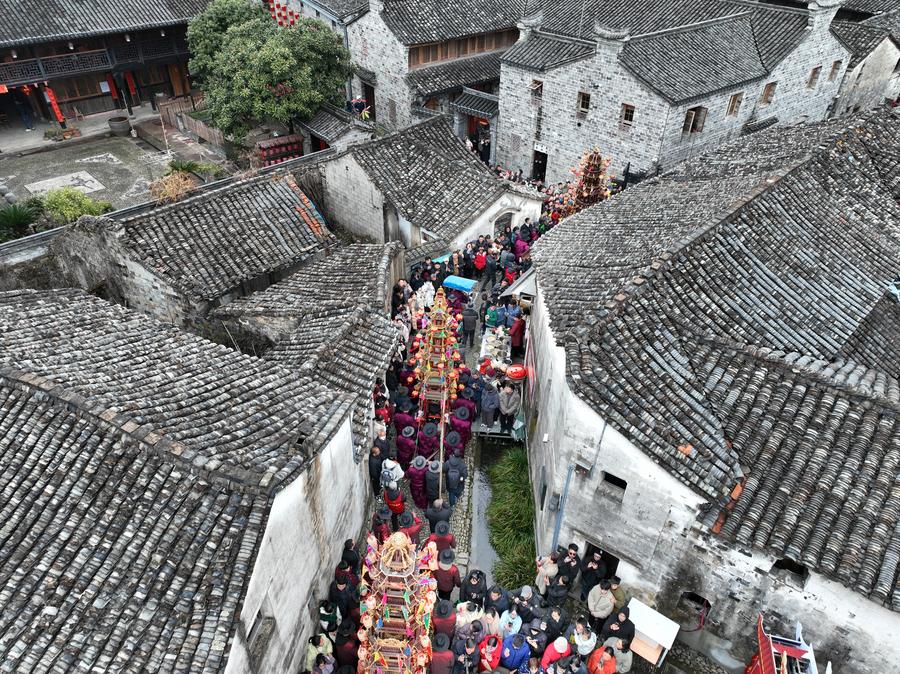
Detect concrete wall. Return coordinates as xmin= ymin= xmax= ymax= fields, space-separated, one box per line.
xmin=447 ymin=190 xmax=543 ymax=251
xmin=226 ymin=418 xmax=368 ymax=674
xmin=524 ymin=279 xmax=900 ymax=674
xmin=346 ymin=3 xmax=413 ymax=130
xmin=320 ymin=153 xmax=387 ymax=242
xmin=834 ymin=38 xmax=900 ymax=113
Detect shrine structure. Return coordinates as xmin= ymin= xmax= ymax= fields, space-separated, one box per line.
xmin=357 ymin=533 xmax=438 ymax=674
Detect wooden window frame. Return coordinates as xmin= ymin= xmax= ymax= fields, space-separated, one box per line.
xmin=682 ymin=105 xmax=707 ymax=135
xmin=619 ymin=103 xmax=635 ymax=131
xmin=726 ymin=92 xmax=743 ymax=117
xmin=807 ymin=66 xmax=821 ymax=89
xmin=576 ymin=91 xmax=590 ymax=117
xmin=761 ymin=81 xmax=777 ymax=105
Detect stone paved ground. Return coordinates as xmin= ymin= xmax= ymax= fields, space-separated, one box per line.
xmin=0 ymin=135 xmax=169 ymax=208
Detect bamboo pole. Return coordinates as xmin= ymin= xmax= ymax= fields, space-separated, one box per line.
xmin=437 ymin=383 xmax=447 ymax=496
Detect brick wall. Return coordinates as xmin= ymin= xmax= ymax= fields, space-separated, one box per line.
xmin=834 ymin=38 xmax=900 ymax=113
xmin=319 ymin=153 xmax=387 ymax=241
xmin=346 ymin=6 xmax=413 ymax=130
xmin=498 ymin=15 xmax=852 ymax=182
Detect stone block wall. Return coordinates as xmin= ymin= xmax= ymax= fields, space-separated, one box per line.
xmin=319 ymin=153 xmax=387 ymax=242
xmin=835 ymin=39 xmax=900 ymax=113
xmin=346 ymin=7 xmax=413 ymax=130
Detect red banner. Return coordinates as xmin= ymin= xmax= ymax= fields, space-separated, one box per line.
xmin=124 ymin=71 xmax=137 ymax=96
xmin=44 ymin=86 xmax=65 ymax=123
xmin=106 ymin=75 xmax=118 ymax=100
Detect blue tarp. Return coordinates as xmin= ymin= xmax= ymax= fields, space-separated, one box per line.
xmin=432 ymin=253 xmax=451 ymax=263
xmin=443 ymin=275 xmax=478 ymax=293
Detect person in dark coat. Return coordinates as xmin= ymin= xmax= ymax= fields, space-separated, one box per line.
xmin=452 ymin=637 xmax=479 ymax=674
xmin=558 ymin=543 xmax=581 ymax=585
xmin=432 ymin=599 xmax=457 ymax=639
xmin=580 ymin=550 xmax=607 ymax=601
xmin=523 ymin=618 xmax=548 ymax=660
xmin=547 ymin=574 xmax=570 ymax=608
xmin=426 ymin=520 xmax=457 ymax=553
xmin=328 ymin=577 xmax=355 ymax=620
xmin=454 ymin=388 xmax=478 ymax=418
xmin=334 ymin=560 xmax=359 ymax=589
xmin=599 ymin=607 xmax=635 ymax=644
xmin=341 ymin=538 xmax=360 ymax=576
xmin=333 ymin=621 xmax=358 ymax=668
xmin=398 ymin=510 xmax=424 ymax=545
xmin=461 ymin=304 xmax=478 ymax=348
xmin=460 ymin=568 xmax=488 ymax=608
xmin=481 ymin=383 xmax=501 ymax=428
xmin=434 ymin=549 xmax=462 ymax=601
xmin=485 ymin=585 xmax=510 ymax=616
xmin=426 ymin=499 xmax=452 ymax=532
xmin=431 ymin=632 xmax=455 ymax=674
xmin=367 ymin=445 xmax=384 ymax=497
xmin=511 ymin=585 xmax=542 ymax=624
xmin=444 ymin=430 xmax=465 ymax=459
xmin=444 ymin=453 xmax=468 ymax=507
xmin=405 ymin=454 xmax=428 ymax=508
xmin=544 ymin=606 xmax=569 ymax=644
xmin=426 ymin=460 xmax=442 ymax=503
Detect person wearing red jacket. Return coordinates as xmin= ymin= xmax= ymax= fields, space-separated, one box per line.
xmin=398 ymin=510 xmax=424 ymax=545
xmin=426 ymin=520 xmax=457 ymax=553
xmin=434 ymin=548 xmax=461 ymax=601
xmin=509 ymin=315 xmax=526 ymax=359
xmin=478 ymin=635 xmax=502 ymax=672
xmin=432 ymin=599 xmax=457 ymax=638
xmin=587 ymin=646 xmax=617 ymax=674
xmin=540 ymin=636 xmax=571 ymax=669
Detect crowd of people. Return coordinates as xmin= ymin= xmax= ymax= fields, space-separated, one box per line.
xmin=304 ymin=209 xmax=639 ymax=673
xmin=308 ymin=531 xmax=636 ymax=673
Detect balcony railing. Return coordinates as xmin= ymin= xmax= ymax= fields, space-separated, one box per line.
xmin=0 ymin=41 xmax=189 ymax=86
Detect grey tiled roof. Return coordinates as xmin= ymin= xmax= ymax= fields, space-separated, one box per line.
xmin=347 ymin=117 xmax=507 ymax=242
xmin=863 ymin=7 xmax=900 ymax=41
xmin=407 ymin=237 xmax=452 ymax=267
xmin=0 ymin=289 xmax=352 ymax=490
xmin=501 ymin=34 xmax=595 ymax=72
xmin=406 ymin=52 xmax=505 ymax=97
xmin=112 ymin=173 xmax=335 ymax=302
xmin=314 ymin=0 xmax=367 ymax=20
xmin=266 ymin=306 xmax=401 ymax=459
xmin=620 ymin=15 xmax=768 ymax=103
xmin=839 ymin=290 xmax=900 ymax=377
xmin=832 ymin=20 xmax=894 ymax=66
xmin=0 ymin=0 xmax=209 ymax=47
xmin=375 ymin=0 xmax=525 ymax=45
xmin=299 ymin=102 xmax=375 ymax=143
xmin=843 ymin=0 xmax=898 ymax=15
xmin=215 ymin=243 xmax=402 ymax=318
xmin=0 ymin=374 xmax=269 ymax=672
xmin=451 ymin=91 xmax=500 ymax=118
xmin=533 ymin=109 xmax=900 ymax=608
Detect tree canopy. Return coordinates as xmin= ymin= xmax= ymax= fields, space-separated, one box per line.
xmin=187 ymin=0 xmax=268 ymax=83
xmin=188 ymin=0 xmax=353 ymax=140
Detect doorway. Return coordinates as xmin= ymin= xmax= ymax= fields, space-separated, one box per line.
xmin=362 ymin=82 xmax=376 ymax=121
xmin=531 ymin=150 xmax=547 ymax=182
xmin=584 ymin=541 xmax=620 ymax=578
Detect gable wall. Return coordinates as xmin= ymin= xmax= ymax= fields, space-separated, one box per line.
xmin=320 ymin=153 xmax=388 ymax=242
xmin=835 ymin=38 xmax=900 ymax=112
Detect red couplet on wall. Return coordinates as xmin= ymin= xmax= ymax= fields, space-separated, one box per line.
xmin=44 ymin=86 xmax=65 ymax=123
xmin=124 ymin=71 xmax=137 ymax=96
xmin=106 ymin=75 xmax=118 ymax=100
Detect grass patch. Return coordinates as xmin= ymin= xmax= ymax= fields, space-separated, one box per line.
xmin=486 ymin=443 xmax=536 ymax=589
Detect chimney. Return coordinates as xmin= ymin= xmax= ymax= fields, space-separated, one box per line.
xmin=593 ymin=23 xmax=630 ymax=55
xmin=807 ymin=0 xmax=843 ymax=33
xmin=516 ymin=10 xmax=543 ymax=41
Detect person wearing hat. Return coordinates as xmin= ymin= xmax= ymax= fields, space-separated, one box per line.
xmin=419 ymin=421 xmax=440 ymax=454
xmin=426 ymin=460 xmax=442 ymax=504
xmin=451 ymin=406 xmax=473 ymax=445
xmin=541 ymin=636 xmax=572 ymax=669
xmin=372 ymin=506 xmax=392 ymax=543
xmin=383 ymin=482 xmax=405 ymax=529
xmin=453 ymin=387 xmax=478 ymax=418
xmin=333 ymin=620 xmax=358 ymax=669
xmin=432 ymin=599 xmax=457 ymax=638
xmin=443 ymin=452 xmax=468 ymax=507
xmin=511 ymin=585 xmax=540 ymax=624
xmin=431 ymin=632 xmax=455 ymax=674
xmin=406 ymin=454 xmax=429 ymax=508
xmin=397 ymin=425 xmax=418 ymax=469
xmin=481 ymin=381 xmax=501 ymax=429
xmin=444 ymin=430 xmax=465 ymax=459
xmin=398 ymin=509 xmax=424 ymax=545
xmin=425 ymin=498 xmax=452 ymax=533
xmin=434 ymin=548 xmax=461 ymax=601
xmin=393 ymin=403 xmax=417 ymax=435
xmin=426 ymin=520 xmax=457 ymax=553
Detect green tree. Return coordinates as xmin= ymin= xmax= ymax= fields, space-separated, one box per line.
xmin=203 ymin=18 xmax=353 ymax=141
xmin=187 ymin=0 xmax=268 ymax=84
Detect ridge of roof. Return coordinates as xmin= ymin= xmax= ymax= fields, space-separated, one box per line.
xmin=629 ymin=10 xmax=752 ymax=39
